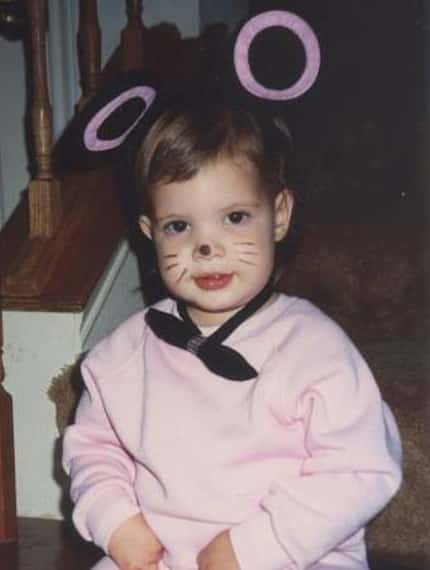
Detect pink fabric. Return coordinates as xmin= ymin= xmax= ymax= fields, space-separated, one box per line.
xmin=92 ymin=557 xmax=172 ymax=569
xmin=63 ymin=295 xmax=402 ymax=570
xmin=91 ymin=555 xmax=365 ymax=570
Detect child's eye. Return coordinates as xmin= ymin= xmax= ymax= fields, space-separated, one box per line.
xmin=225 ymin=211 xmax=250 ymax=225
xmin=163 ymin=220 xmax=189 ymax=234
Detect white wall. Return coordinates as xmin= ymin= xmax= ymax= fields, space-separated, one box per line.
xmin=47 ymin=1 xmax=80 ymax=139
xmin=0 ymin=37 xmax=29 ymax=227
xmin=3 ymin=311 xmax=83 ymax=518
xmin=81 ymin=242 xmax=144 ymax=352
xmin=143 ymin=0 xmax=200 ymax=37
xmin=2 ymin=241 xmax=144 ymax=519
xmin=200 ymin=0 xmax=248 ymax=31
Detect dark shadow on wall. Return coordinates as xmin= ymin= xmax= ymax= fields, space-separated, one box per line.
xmin=248 ymin=0 xmax=428 ymax=214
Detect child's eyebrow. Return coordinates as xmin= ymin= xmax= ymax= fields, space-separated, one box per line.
xmin=221 ymin=201 xmax=261 ymax=212
xmin=154 ymin=201 xmax=262 ymax=224
xmin=154 ymin=213 xmax=187 ymax=224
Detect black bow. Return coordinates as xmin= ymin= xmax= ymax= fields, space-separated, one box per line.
xmin=145 ymin=282 xmax=273 ymax=381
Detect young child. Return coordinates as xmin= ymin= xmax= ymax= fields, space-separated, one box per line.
xmin=63 ymin=101 xmax=402 ymax=570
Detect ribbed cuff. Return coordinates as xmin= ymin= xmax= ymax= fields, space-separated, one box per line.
xmin=229 ymin=511 xmax=294 ymax=570
xmin=83 ymin=491 xmax=141 ymax=553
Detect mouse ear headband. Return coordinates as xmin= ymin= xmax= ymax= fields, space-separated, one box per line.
xmin=66 ymin=10 xmax=320 ymax=168
xmin=233 ymin=10 xmax=320 ymax=102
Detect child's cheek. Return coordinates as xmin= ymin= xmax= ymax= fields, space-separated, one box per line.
xmin=234 ymin=219 xmax=263 ymax=243
xmin=155 ymin=232 xmax=176 ymax=251
xmin=154 ymin=234 xmax=187 ymax=262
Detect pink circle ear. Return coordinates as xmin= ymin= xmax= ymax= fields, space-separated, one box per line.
xmin=234 ymin=10 xmax=320 ymax=101
xmin=83 ymin=85 xmax=157 ymax=151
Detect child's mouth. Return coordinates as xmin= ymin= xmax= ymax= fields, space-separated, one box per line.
xmin=194 ymin=273 xmax=233 ymax=290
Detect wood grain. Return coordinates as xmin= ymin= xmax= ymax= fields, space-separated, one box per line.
xmin=121 ymin=0 xmax=144 ymax=71
xmin=0 ymin=168 xmax=125 ymax=311
xmin=26 ymin=0 xmax=63 ymax=237
xmin=0 ymin=5 xmax=226 ymax=311
xmin=77 ymin=0 xmax=101 ymax=110
xmin=0 ymin=313 xmax=17 ymax=543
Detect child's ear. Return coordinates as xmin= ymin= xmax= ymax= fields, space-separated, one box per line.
xmin=139 ymin=215 xmax=153 ymax=240
xmin=274 ymin=190 xmax=294 ymax=242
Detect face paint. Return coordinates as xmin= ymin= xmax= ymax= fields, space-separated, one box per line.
xmin=233 ymin=10 xmax=320 ymax=101
xmin=199 ymin=244 xmax=211 ymax=256
xmin=143 ymin=157 xmax=292 ymax=326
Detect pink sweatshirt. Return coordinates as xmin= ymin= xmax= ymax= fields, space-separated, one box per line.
xmin=62 ymin=294 xmax=402 ymax=570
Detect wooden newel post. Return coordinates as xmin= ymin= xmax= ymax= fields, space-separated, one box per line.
xmin=26 ymin=0 xmax=62 ymax=238
xmin=0 ymin=312 xmax=17 ymax=543
xmin=77 ymin=0 xmax=101 ymax=110
xmin=121 ymin=0 xmax=144 ymax=71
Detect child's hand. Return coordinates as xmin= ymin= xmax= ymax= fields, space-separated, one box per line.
xmin=108 ymin=513 xmax=164 ymax=569
xmin=197 ymin=530 xmax=239 ymax=570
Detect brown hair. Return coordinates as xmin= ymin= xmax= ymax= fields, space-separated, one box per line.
xmin=134 ymin=100 xmax=294 ymax=216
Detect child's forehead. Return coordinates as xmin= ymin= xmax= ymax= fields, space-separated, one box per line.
xmin=157 ymin=153 xmax=260 ymax=192
xmin=150 ymin=156 xmax=268 ymax=214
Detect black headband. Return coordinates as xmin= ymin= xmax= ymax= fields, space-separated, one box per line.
xmin=60 ymin=10 xmax=320 ymax=170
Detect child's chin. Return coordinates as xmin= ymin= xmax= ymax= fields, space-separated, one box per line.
xmin=186 ymin=298 xmax=247 ymax=324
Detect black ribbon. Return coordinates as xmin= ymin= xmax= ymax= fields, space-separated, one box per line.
xmin=145 ymin=282 xmax=273 ymax=381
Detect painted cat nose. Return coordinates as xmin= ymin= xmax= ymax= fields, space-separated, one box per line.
xmin=193 ymin=240 xmax=224 ymax=260
xmin=199 ymin=244 xmax=211 ymax=256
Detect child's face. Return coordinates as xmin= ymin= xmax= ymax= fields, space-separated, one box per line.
xmin=140 ymin=156 xmax=293 ymax=326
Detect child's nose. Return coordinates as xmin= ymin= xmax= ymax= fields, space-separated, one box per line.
xmin=193 ymin=239 xmax=225 ymax=260
xmin=199 ymin=244 xmax=211 ymax=256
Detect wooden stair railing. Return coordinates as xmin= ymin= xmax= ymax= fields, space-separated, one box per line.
xmin=78 ymin=0 xmax=145 ymax=110
xmin=0 ymin=0 xmax=152 ymax=309
xmin=121 ymin=0 xmax=144 ymax=71
xmin=77 ymin=0 xmax=101 ymax=110
xmin=0 ymin=1 xmax=225 ymax=311
xmin=27 ymin=0 xmax=62 ymax=239
xmin=0 ymin=310 xmax=17 ymax=544
xmin=0 ymin=0 xmax=126 ymax=309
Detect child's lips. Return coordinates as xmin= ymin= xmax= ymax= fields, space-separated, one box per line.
xmin=194 ymin=273 xmax=233 ymax=290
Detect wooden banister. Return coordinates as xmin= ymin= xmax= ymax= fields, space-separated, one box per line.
xmin=1 ymin=0 xmax=67 ymax=298
xmin=0 ymin=2 xmax=226 ymax=310
xmin=121 ymin=0 xmax=144 ymax=70
xmin=26 ymin=0 xmax=62 ymax=238
xmin=0 ymin=312 xmax=17 ymax=543
xmin=77 ymin=0 xmax=101 ymax=109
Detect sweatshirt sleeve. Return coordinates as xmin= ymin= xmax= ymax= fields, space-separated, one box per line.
xmin=62 ymin=354 xmax=141 ymax=553
xmin=230 ymin=318 xmax=402 ymax=570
